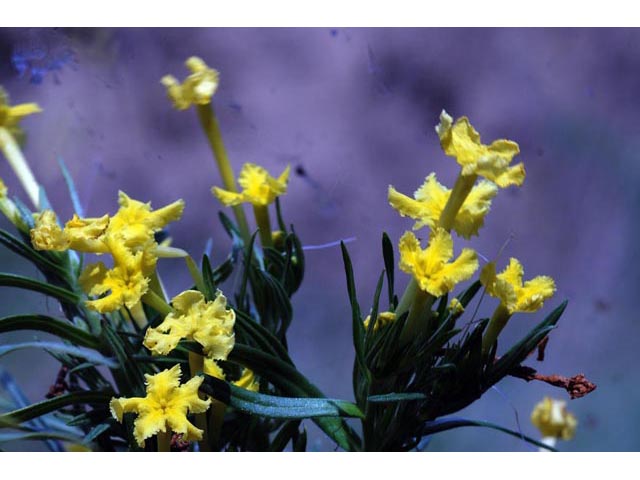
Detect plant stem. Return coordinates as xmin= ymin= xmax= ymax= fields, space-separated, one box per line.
xmin=208 ymin=399 xmax=226 ymax=451
xmin=196 ymin=104 xmax=250 ymax=243
xmin=0 ymin=127 xmax=40 ymax=209
xmin=188 ymin=352 xmax=211 ymax=451
xmin=399 ymin=288 xmax=435 ymax=345
xmin=142 ymin=290 xmax=173 ymax=317
xmin=481 ymin=303 xmax=512 ymax=356
xmin=252 ymin=204 xmax=273 ymax=248
xmin=437 ymin=172 xmax=477 ymax=231
xmin=157 ymin=431 xmax=171 ymax=452
xmin=129 ymin=302 xmax=148 ymax=329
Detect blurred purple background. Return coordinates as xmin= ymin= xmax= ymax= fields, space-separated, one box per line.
xmin=0 ymin=28 xmax=637 ymax=451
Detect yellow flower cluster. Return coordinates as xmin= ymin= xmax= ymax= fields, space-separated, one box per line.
xmin=110 ymin=364 xmax=210 ymax=447
xmin=390 ymin=111 xmax=555 ymax=342
xmin=213 ymin=163 xmax=291 ymax=207
xmin=530 ymin=397 xmax=577 ymax=441
xmin=30 ymin=192 xmax=185 ymax=313
xmin=363 ymin=311 xmax=397 ymax=332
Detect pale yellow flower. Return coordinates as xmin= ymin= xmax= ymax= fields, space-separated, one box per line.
xmin=399 ymin=228 xmax=478 ymax=297
xmin=436 ymin=110 xmax=524 ymax=188
xmin=30 ymin=210 xmax=68 ymax=251
xmin=144 ymin=290 xmax=235 ymax=359
xmin=388 ymin=173 xmax=498 ymax=239
xmin=0 ymin=86 xmax=42 ymax=143
xmin=363 ymin=311 xmax=397 ymax=332
xmin=531 ymin=397 xmax=577 ymax=441
xmin=212 ymin=163 xmax=290 ymax=207
xmin=480 ymin=258 xmax=555 ymax=314
xmin=161 ymin=57 xmax=220 ymax=110
xmin=110 ymin=364 xmax=211 ymax=447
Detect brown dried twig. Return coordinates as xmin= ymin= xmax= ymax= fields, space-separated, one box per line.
xmin=509 ymin=365 xmax=596 ymax=399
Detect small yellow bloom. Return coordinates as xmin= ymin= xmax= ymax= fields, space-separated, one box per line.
xmin=388 ymin=173 xmax=498 ymax=239
xmin=80 ymin=239 xmax=156 ymax=313
xmin=363 ymin=311 xmax=396 ymax=331
xmin=161 ymin=57 xmax=220 ymax=110
xmin=399 ymin=229 xmax=478 ymax=297
xmin=435 ymin=110 xmax=524 ymax=188
xmin=0 ymin=86 xmax=42 ymax=143
xmin=480 ymin=258 xmax=555 ymax=314
xmin=144 ymin=290 xmax=235 ymax=359
xmin=212 ymin=163 xmax=290 ymax=207
xmin=449 ymin=298 xmax=465 ymax=315
xmin=30 ymin=210 xmax=68 ymax=251
xmin=531 ymin=397 xmax=577 ymax=441
xmin=203 ymin=358 xmax=226 ymax=380
xmin=110 ymin=364 xmax=211 ymax=447
xmin=109 ymin=191 xmax=185 ymax=251
xmin=234 ymin=368 xmax=260 ymax=392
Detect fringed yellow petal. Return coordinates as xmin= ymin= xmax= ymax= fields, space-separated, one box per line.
xmin=436 ymin=110 xmax=524 ymax=188
xmin=143 ymin=289 xmax=235 ymax=359
xmin=449 ymin=298 xmax=465 ymax=315
xmin=481 ymin=258 xmax=555 ymax=314
xmin=399 ymin=229 xmax=478 ymax=297
xmin=30 ymin=210 xmax=68 ymax=251
xmin=110 ymin=365 xmax=212 ymax=447
xmin=531 ymin=397 xmax=577 ymax=441
xmin=0 ymin=87 xmax=42 ymax=139
xmin=214 ymin=163 xmax=290 ymax=207
xmin=64 ymin=214 xmax=110 ymax=253
xmin=203 ymin=358 xmax=226 ymax=379
xmin=389 ymin=174 xmax=497 ymax=239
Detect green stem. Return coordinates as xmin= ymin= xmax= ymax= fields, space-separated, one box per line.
xmin=188 ymin=352 xmax=211 ymax=451
xmin=437 ymin=172 xmax=477 ymax=232
xmin=394 ymin=278 xmax=418 ymax=319
xmin=157 ymin=431 xmax=171 ymax=452
xmin=0 ymin=127 xmax=40 ymax=209
xmin=253 ymin=204 xmax=273 ymax=248
xmin=399 ymin=288 xmax=435 ymax=345
xmin=128 ymin=302 xmax=148 ymax=330
xmin=481 ymin=303 xmax=512 ymax=356
xmin=208 ymin=399 xmax=226 ymax=451
xmin=196 ymin=104 xmax=250 ymax=243
xmin=141 ymin=290 xmax=173 ymax=317
xmin=185 ymin=256 xmax=206 ymax=293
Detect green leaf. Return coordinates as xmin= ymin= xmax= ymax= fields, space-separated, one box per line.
xmin=84 ymin=423 xmax=112 ymax=443
xmin=457 ymin=280 xmax=482 ymax=308
xmin=365 ymin=271 xmax=385 ymax=339
xmin=234 ymin=309 xmax=293 ymax=365
xmin=0 ymin=273 xmax=80 ymax=304
xmin=0 ymin=391 xmax=112 ymax=424
xmin=381 ymin=232 xmax=395 ymax=308
xmin=201 ymin=375 xmax=364 ymax=420
xmin=0 ymin=342 xmax=116 ymax=368
xmin=0 ymin=315 xmax=100 ymax=349
xmin=229 ymin=344 xmax=361 ymax=451
xmin=0 ymin=430 xmax=86 ymax=445
xmin=101 ymin=321 xmax=146 ymax=396
xmin=58 ymin=157 xmax=85 ymax=218
xmin=268 ymin=420 xmax=301 ymax=451
xmin=420 ymin=416 xmax=557 ymax=451
xmin=341 ymin=242 xmax=368 ymax=381
xmin=185 ymin=256 xmax=206 ymax=295
xmin=200 ymin=254 xmax=217 ymax=301
xmin=367 ymin=393 xmax=427 ymax=403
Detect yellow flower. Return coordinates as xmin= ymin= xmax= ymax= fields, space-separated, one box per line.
xmin=388 ymin=173 xmax=498 ymax=239
xmin=161 ymin=57 xmax=220 ymax=110
xmin=480 ymin=258 xmax=555 ymax=314
xmin=144 ymin=290 xmax=235 ymax=359
xmin=108 ymin=191 xmax=185 ymax=251
xmin=531 ymin=397 xmax=577 ymax=441
xmin=212 ymin=163 xmax=290 ymax=207
xmin=435 ymin=110 xmax=524 ymax=188
xmin=0 ymin=86 xmax=41 ymax=143
xmin=449 ymin=298 xmax=465 ymax=315
xmin=363 ymin=311 xmax=396 ymax=331
xmin=80 ymin=239 xmax=156 ymax=313
xmin=399 ymin=229 xmax=478 ymax=297
xmin=203 ymin=358 xmax=226 ymax=380
xmin=234 ymin=368 xmax=260 ymax=392
xmin=30 ymin=210 xmax=68 ymax=251
xmin=110 ymin=364 xmax=211 ymax=447
xmin=62 ymin=214 xmax=111 ymax=253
